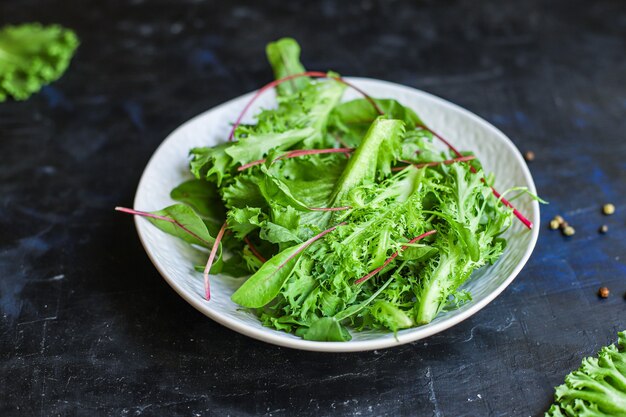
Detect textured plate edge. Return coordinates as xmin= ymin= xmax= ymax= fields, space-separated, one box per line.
xmin=132 ymin=77 xmax=540 ymax=353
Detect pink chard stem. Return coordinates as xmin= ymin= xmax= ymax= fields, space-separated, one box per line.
xmin=203 ymin=222 xmax=227 ymax=301
xmin=355 ymin=229 xmax=438 ymax=285
xmin=115 ymin=206 xmax=172 ymax=221
xmin=489 ymin=187 xmax=533 ymax=229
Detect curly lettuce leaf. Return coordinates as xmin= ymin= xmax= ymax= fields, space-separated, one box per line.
xmin=0 ymin=23 xmax=79 ymax=101
xmin=546 ymin=331 xmax=626 ymax=416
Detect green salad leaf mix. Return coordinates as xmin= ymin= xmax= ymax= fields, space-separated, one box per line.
xmin=119 ymin=38 xmax=534 ymax=342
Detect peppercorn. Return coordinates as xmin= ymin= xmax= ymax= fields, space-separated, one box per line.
xmin=598 ymin=287 xmax=609 ymax=298
xmin=599 ymin=225 xmax=608 ymax=234
xmin=549 ymin=219 xmax=560 ymax=230
xmin=554 ymin=215 xmax=564 ymax=225
xmin=563 ymin=225 xmax=575 ymax=236
xmin=602 ymin=203 xmax=615 ymax=215
xmin=524 ymin=151 xmax=535 ymax=162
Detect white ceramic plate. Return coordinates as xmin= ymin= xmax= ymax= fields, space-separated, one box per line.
xmin=133 ymin=78 xmax=540 ymax=352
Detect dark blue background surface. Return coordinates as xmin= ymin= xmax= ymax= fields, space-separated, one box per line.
xmin=1 ymin=1 xmax=625 ymax=416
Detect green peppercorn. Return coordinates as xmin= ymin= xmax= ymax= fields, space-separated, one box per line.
xmin=602 ymin=204 xmax=615 ymax=215
xmin=563 ymin=226 xmax=575 ymax=236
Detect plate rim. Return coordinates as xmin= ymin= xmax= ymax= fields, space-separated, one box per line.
xmin=133 ymin=77 xmax=540 ymax=352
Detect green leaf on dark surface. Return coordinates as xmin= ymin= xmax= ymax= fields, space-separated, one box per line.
xmin=0 ymin=23 xmax=79 ymax=102
xmin=545 ymin=331 xmax=626 ymax=417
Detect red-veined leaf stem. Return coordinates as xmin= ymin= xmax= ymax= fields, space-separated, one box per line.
xmin=203 ymin=222 xmax=227 ymax=301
